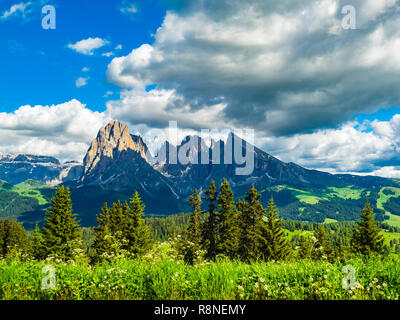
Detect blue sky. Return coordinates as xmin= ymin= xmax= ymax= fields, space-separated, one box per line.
xmin=0 ymin=0 xmax=399 ymax=178
xmin=0 ymin=0 xmax=166 ymax=112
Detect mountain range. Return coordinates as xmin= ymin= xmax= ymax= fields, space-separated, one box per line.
xmin=1 ymin=120 xmax=400 ymax=229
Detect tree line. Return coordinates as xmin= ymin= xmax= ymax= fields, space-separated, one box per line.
xmin=0 ymin=180 xmax=390 ymax=264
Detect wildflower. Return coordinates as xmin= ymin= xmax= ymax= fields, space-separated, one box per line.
xmin=238 ymin=285 xmax=244 ymax=291
xmin=240 ymin=293 xmax=244 ymax=298
xmin=230 ymin=280 xmax=234 ymax=284
xmin=323 ymin=275 xmax=327 ymax=279
xmin=383 ymin=283 xmax=387 ymax=288
xmin=254 ymin=282 xmax=259 ymax=289
xmin=264 ymin=285 xmax=268 ymax=291
xmin=326 ymin=269 xmax=330 ymax=273
xmin=277 ymin=282 xmax=281 ymax=287
xmin=259 ymin=278 xmax=265 ymax=283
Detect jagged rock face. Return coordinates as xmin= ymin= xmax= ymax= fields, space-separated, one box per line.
xmin=0 ymin=155 xmax=82 ymax=185
xmin=82 ymin=120 xmax=149 ymax=180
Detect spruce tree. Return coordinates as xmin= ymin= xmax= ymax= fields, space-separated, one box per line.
xmin=92 ymin=203 xmax=114 ymax=262
xmin=184 ymin=189 xmax=203 ymax=264
xmin=217 ymin=179 xmax=239 ymax=258
xmin=261 ymin=197 xmax=292 ymax=261
xmin=0 ymin=218 xmax=29 ymax=258
xmin=298 ymin=234 xmax=313 ymax=260
xmin=124 ymin=191 xmax=153 ymax=257
xmin=201 ymin=180 xmax=219 ymax=260
xmin=237 ymin=185 xmax=265 ymax=261
xmin=41 ymin=186 xmax=83 ymax=261
xmin=314 ymin=225 xmax=334 ymax=262
xmin=352 ymin=202 xmax=384 ymax=256
xmin=30 ymin=224 xmax=45 ymax=260
xmin=335 ymin=236 xmax=350 ymax=262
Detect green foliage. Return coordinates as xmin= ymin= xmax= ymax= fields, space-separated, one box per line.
xmin=261 ymin=197 xmax=292 ymax=261
xmin=201 ymin=180 xmax=219 ymax=261
xmin=40 ymin=186 xmax=84 ymax=262
xmin=183 ymin=189 xmax=204 ymax=265
xmin=314 ymin=225 xmax=334 ymax=262
xmin=92 ymin=192 xmax=152 ymax=262
xmin=0 ymin=218 xmax=28 ymax=259
xmin=298 ymin=234 xmax=313 ymax=259
xmin=0 ymin=256 xmax=399 ymax=300
xmin=237 ymin=185 xmax=265 ymax=262
xmin=352 ymin=202 xmax=385 ymax=256
xmin=217 ymin=179 xmax=239 ymax=259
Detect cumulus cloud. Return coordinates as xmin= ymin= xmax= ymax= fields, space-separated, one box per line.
xmin=258 ymin=115 xmax=400 ymax=175
xmin=106 ymin=0 xmax=400 ymax=136
xmin=75 ymin=77 xmax=89 ymax=88
xmin=0 ymin=2 xmax=31 ymax=20
xmin=0 ymin=100 xmax=109 ymax=162
xmin=68 ymin=37 xmax=109 ymax=55
xmin=119 ymin=1 xmax=138 ymax=16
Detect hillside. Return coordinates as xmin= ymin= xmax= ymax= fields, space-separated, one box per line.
xmin=0 ymin=120 xmax=400 ymax=228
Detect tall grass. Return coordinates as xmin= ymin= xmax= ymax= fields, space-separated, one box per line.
xmin=0 ymin=255 xmax=399 ymax=300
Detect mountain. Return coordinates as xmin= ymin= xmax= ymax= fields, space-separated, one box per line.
xmin=0 ymin=154 xmax=82 ymax=185
xmin=1 ymin=120 xmax=400 ymax=228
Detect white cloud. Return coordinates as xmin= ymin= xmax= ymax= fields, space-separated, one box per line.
xmin=257 ymin=115 xmax=400 ymax=176
xmin=102 ymin=52 xmax=115 ymax=57
xmin=68 ymin=37 xmax=109 ymax=55
xmin=115 ymin=44 xmax=122 ymax=50
xmin=106 ymin=0 xmax=400 ymax=136
xmin=82 ymin=67 xmax=89 ymax=72
xmin=120 ymin=1 xmax=137 ymax=16
xmin=75 ymin=77 xmax=89 ymax=88
xmin=0 ymin=100 xmax=109 ymax=162
xmin=0 ymin=2 xmax=31 ymax=20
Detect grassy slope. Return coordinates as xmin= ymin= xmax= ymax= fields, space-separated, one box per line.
xmin=377 ymin=187 xmax=400 ymax=228
xmin=0 ymin=255 xmax=399 ymax=300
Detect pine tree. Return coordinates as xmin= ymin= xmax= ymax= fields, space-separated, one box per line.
xmin=30 ymin=224 xmax=45 ymax=260
xmin=352 ymin=202 xmax=384 ymax=256
xmin=201 ymin=180 xmax=219 ymax=260
xmin=124 ymin=191 xmax=153 ymax=257
xmin=298 ymin=234 xmax=313 ymax=259
xmin=261 ymin=197 xmax=292 ymax=261
xmin=217 ymin=179 xmax=239 ymax=258
xmin=92 ymin=203 xmax=114 ymax=262
xmin=335 ymin=236 xmax=350 ymax=262
xmin=0 ymin=218 xmax=29 ymax=258
xmin=41 ymin=186 xmax=83 ymax=261
xmin=314 ymin=225 xmax=334 ymax=262
xmin=184 ymin=189 xmax=203 ymax=264
xmin=237 ymin=185 xmax=265 ymax=262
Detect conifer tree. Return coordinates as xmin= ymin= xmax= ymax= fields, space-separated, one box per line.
xmin=352 ymin=202 xmax=384 ymax=256
xmin=0 ymin=218 xmax=29 ymax=258
xmin=201 ymin=180 xmax=219 ymax=260
xmin=124 ymin=191 xmax=153 ymax=256
xmin=314 ymin=225 xmax=334 ymax=262
xmin=217 ymin=179 xmax=239 ymax=258
xmin=298 ymin=234 xmax=313 ymax=259
xmin=261 ymin=197 xmax=292 ymax=261
xmin=41 ymin=186 xmax=83 ymax=261
xmin=92 ymin=203 xmax=114 ymax=262
xmin=237 ymin=185 xmax=265 ymax=261
xmin=184 ymin=189 xmax=203 ymax=264
xmin=30 ymin=224 xmax=45 ymax=260
xmin=335 ymin=236 xmax=350 ymax=262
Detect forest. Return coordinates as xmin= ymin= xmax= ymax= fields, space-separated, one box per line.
xmin=0 ymin=179 xmax=399 ymax=300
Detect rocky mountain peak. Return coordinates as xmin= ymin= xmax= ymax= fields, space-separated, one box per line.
xmin=82 ymin=120 xmax=149 ymax=179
